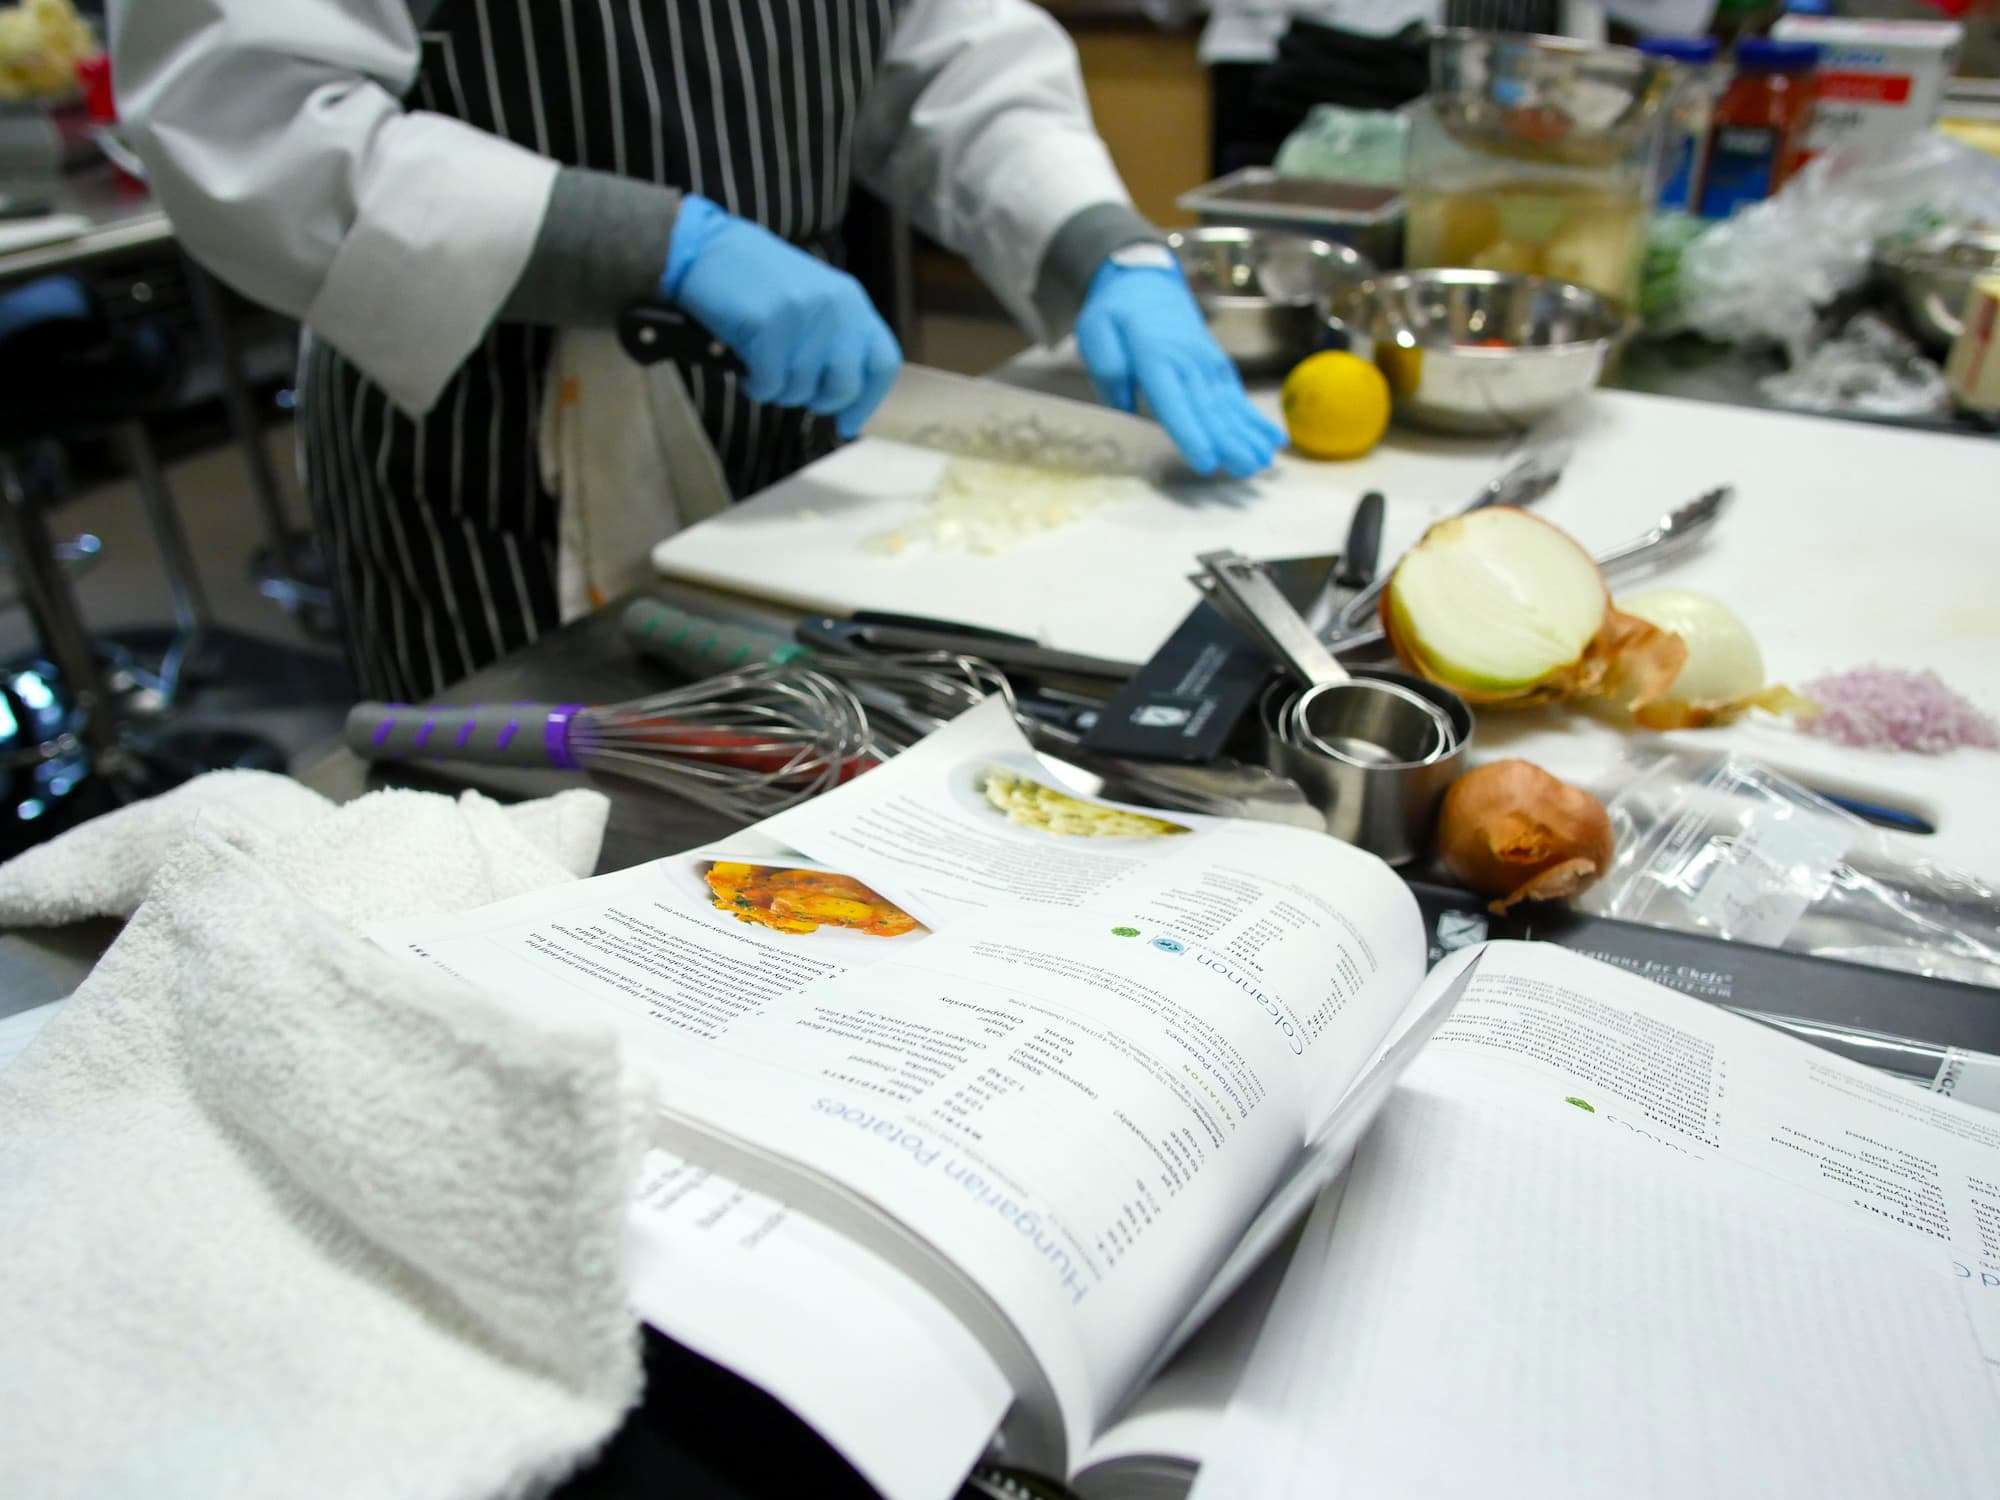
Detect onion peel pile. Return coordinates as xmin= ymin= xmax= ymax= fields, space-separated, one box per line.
xmin=1381 ymin=508 xmax=1687 ymax=713
xmin=1435 ymin=760 xmax=1616 ymax=915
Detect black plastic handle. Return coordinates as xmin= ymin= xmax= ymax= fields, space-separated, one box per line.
xmin=617 ymin=304 xmax=747 ymax=374
xmin=1336 ymin=490 xmax=1385 ymax=590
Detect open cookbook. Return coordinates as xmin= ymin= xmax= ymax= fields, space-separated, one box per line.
xmin=378 ymin=700 xmax=2000 ymax=1500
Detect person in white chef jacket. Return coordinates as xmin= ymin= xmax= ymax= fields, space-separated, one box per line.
xmin=110 ymin=0 xmax=1284 ymax=701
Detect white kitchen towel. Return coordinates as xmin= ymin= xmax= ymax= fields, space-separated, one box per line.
xmin=0 ymin=777 xmax=648 ymax=1500
xmin=0 ymin=769 xmax=608 ymax=925
xmin=541 ymin=327 xmax=732 ymax=622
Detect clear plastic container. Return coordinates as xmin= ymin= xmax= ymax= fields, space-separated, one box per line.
xmin=1638 ymin=37 xmax=1721 ymax=214
xmin=1403 ymin=97 xmax=1662 ymax=307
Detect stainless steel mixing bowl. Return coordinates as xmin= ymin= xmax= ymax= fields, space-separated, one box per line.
xmin=1327 ymin=268 xmax=1635 ymax=435
xmin=1429 ymin=30 xmax=1676 ymax=163
xmin=1876 ymin=230 xmax=2000 ymax=353
xmin=1168 ymin=226 xmax=1374 ymax=373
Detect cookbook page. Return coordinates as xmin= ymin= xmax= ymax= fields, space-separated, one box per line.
xmin=1068 ymin=1214 xmax=1302 ymax=1499
xmin=1192 ymin=1068 xmax=2000 ymax=1500
xmin=761 ymin=702 xmax=1427 ymax=1128
xmin=373 ymin=702 xmax=1425 ymax=1467
xmin=1411 ymin=940 xmax=2000 ymax=1364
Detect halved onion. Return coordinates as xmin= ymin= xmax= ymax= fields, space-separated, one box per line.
xmin=1382 ymin=507 xmax=1686 ymax=710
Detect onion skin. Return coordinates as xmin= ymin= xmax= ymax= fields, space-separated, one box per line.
xmin=1636 ymin=683 xmax=1820 ymax=731
xmin=1436 ymin=760 xmax=1617 ymax=915
xmin=1381 ymin=509 xmax=1688 ymax=712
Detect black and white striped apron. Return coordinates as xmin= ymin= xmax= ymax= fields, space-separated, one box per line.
xmin=301 ymin=0 xmax=896 ymax=701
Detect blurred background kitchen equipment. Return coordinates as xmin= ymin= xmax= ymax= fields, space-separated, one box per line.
xmin=1167 ymin=226 xmax=1372 ymax=373
xmin=1178 ymin=169 xmax=1405 ymax=270
xmin=1426 ymin=29 xmax=1677 ymax=164
xmin=1636 ymin=37 xmax=1722 ymax=215
xmin=1876 ymin=229 xmax=2000 ymax=353
xmin=1408 ymin=32 xmax=1674 ymax=309
xmin=1327 ymin=268 xmax=1634 ymax=435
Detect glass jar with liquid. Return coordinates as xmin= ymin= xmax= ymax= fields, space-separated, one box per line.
xmin=1405 ymin=34 xmax=1675 ymax=308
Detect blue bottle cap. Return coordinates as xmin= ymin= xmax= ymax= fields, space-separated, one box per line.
xmin=1734 ymin=38 xmax=1822 ymax=71
xmin=1638 ymin=36 xmax=1719 ymax=64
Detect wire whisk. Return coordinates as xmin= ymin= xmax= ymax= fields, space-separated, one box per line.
xmin=346 ymin=664 xmax=886 ymax=821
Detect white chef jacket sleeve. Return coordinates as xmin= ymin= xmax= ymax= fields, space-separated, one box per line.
xmin=110 ymin=0 xmax=559 ymax=416
xmin=851 ymin=0 xmax=1157 ymax=345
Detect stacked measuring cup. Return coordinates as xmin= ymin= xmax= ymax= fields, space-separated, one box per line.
xmin=1196 ymin=550 xmax=1471 ymax=865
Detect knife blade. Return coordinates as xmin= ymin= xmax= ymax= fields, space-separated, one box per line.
xmin=617 ymin=304 xmax=1190 ymax=484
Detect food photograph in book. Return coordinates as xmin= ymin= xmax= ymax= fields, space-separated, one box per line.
xmin=673 ymin=853 xmax=931 ymax=947
xmin=952 ymin=755 xmax=1194 ymax=842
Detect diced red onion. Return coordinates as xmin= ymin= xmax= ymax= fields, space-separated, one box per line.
xmin=1800 ymin=667 xmax=2000 ymax=754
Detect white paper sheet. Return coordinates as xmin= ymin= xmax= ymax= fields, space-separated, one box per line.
xmin=1195 ymin=1077 xmax=2000 ymax=1500
xmin=624 ymin=1148 xmax=1009 ymax=1500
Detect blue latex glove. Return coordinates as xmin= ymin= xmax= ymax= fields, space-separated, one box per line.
xmin=661 ymin=195 xmax=900 ymax=439
xmin=1074 ymin=257 xmax=1285 ymax=478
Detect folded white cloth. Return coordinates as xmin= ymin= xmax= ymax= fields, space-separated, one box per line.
xmin=541 ymin=327 xmax=732 ymax=623
xmin=0 ymin=775 xmax=647 ymax=1500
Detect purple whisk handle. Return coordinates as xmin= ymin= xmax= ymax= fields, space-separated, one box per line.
xmin=344 ymin=702 xmax=583 ymax=770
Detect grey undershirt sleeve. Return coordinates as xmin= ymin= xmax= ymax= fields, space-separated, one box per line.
xmin=507 ymin=171 xmax=1160 ymax=340
xmin=1031 ymin=200 xmax=1165 ymax=339
xmin=500 ymin=167 xmax=683 ymax=325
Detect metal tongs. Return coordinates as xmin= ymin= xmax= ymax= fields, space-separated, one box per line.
xmin=1321 ymin=484 xmax=1734 ymax=656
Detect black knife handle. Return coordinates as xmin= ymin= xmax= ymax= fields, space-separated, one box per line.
xmin=1337 ymin=490 xmax=1385 ymax=590
xmin=617 ymin=304 xmax=746 ymax=374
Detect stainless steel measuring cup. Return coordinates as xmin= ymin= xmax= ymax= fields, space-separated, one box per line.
xmin=1195 ymin=549 xmax=1472 ymax=864
xmin=1255 ymin=677 xmax=1471 ymax=864
xmin=1195 ymin=550 xmax=1460 ymax=765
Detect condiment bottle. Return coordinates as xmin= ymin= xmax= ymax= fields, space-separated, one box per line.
xmin=1698 ymin=39 xmax=1821 ymax=219
xmin=1638 ymin=37 xmax=1721 ymax=214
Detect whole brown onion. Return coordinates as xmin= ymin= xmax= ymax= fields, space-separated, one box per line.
xmin=1436 ymin=760 xmax=1616 ymax=916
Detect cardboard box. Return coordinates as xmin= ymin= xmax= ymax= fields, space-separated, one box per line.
xmin=1946 ymin=275 xmax=2000 ymax=414
xmin=1771 ymin=17 xmax=1964 ymax=158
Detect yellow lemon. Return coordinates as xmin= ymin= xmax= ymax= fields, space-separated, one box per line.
xmin=1281 ymin=351 xmax=1391 ymax=461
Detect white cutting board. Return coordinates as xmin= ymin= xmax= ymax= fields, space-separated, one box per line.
xmin=655 ymin=386 xmax=2000 ymax=877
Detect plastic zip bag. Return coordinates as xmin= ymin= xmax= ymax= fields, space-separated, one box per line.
xmin=1578 ymin=749 xmax=2000 ymax=989
xmin=1673 ymin=132 xmax=2000 ymax=361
